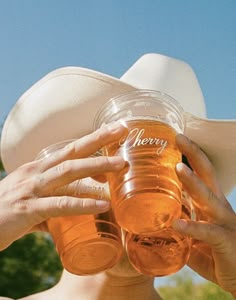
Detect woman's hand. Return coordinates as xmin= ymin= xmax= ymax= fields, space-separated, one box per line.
xmin=0 ymin=121 xmax=127 ymax=251
xmin=173 ymin=134 xmax=236 ymax=296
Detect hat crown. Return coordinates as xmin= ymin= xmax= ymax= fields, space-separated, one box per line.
xmin=121 ymin=53 xmax=207 ymax=118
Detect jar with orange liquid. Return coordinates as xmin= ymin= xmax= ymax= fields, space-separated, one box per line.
xmin=36 ymin=141 xmax=123 ymax=275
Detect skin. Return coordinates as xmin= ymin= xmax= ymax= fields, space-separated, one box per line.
xmin=0 ymin=123 xmax=235 ymax=299
xmin=0 ymin=121 xmax=127 ymax=251
xmin=173 ymin=134 xmax=236 ymax=296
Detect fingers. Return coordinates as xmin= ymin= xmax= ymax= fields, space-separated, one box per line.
xmin=176 ymin=163 xmax=234 ymax=222
xmin=187 ymin=241 xmax=217 ymax=283
xmin=176 ymin=134 xmax=233 ymax=213
xmin=173 ymin=217 xmax=236 ymax=286
xmin=176 ymin=134 xmax=223 ymax=198
xmin=53 ymin=180 xmax=110 ymax=201
xmin=37 ymin=156 xmax=125 ymax=195
xmin=172 ymin=219 xmax=228 ymax=250
xmin=27 ymin=196 xmax=111 ymax=221
xmin=40 ymin=121 xmax=128 ymax=171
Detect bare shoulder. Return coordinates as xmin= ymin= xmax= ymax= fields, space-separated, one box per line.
xmin=0 ymin=297 xmax=15 ymax=300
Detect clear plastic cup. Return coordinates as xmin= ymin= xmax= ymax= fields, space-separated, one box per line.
xmin=36 ymin=141 xmax=123 ymax=275
xmin=94 ymin=90 xmax=185 ymax=234
xmin=125 ymin=191 xmax=193 ymax=277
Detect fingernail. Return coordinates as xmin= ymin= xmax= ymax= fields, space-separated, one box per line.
xmin=176 ymin=162 xmax=184 ymax=172
xmin=176 ymin=162 xmax=192 ymax=175
xmin=96 ymin=200 xmax=111 ymax=209
xmin=172 ymin=219 xmax=188 ymax=232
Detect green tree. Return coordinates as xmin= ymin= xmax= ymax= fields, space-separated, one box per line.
xmin=0 ymin=158 xmax=63 ymax=298
xmin=157 ymin=270 xmax=234 ymax=300
xmin=0 ymin=233 xmax=63 ymax=299
xmin=0 ymin=159 xmax=6 ymax=179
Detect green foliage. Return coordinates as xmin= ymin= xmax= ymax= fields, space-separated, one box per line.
xmin=0 ymin=233 xmax=63 ymax=299
xmin=157 ymin=270 xmax=234 ymax=300
xmin=0 ymin=159 xmax=6 ymax=179
xmin=0 ymin=159 xmax=4 ymax=171
xmin=0 ymin=161 xmax=62 ymax=298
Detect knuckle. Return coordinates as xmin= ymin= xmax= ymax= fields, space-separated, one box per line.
xmin=13 ymin=200 xmax=31 ymax=216
xmin=55 ymin=161 xmax=72 ymax=177
xmin=63 ymin=141 xmax=78 ymax=157
xmin=14 ymin=177 xmax=39 ymax=199
xmin=81 ymin=198 xmax=95 ymax=210
xmin=93 ymin=128 xmax=105 ymax=147
xmin=207 ymin=189 xmax=217 ymax=204
xmin=18 ymin=161 xmax=39 ymax=175
xmin=80 ymin=198 xmax=86 ymax=209
xmin=210 ymin=226 xmax=228 ymax=248
xmin=31 ymin=175 xmax=42 ymax=193
xmin=25 ymin=175 xmax=43 ymax=197
xmin=202 ymin=223 xmax=226 ymax=247
xmin=56 ymin=196 xmax=70 ymax=210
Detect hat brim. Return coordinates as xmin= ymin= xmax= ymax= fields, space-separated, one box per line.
xmin=1 ymin=67 xmax=236 ymax=195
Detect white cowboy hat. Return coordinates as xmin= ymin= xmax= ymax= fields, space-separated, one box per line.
xmin=1 ymin=53 xmax=235 ymax=195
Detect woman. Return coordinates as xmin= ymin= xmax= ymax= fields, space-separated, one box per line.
xmin=0 ymin=124 xmax=235 ymax=299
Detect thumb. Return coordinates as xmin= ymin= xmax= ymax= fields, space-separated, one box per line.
xmin=28 ymin=196 xmax=111 ymax=221
xmin=172 ymin=219 xmax=226 ymax=250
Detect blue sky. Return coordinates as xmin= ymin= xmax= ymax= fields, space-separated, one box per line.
xmin=0 ymin=0 xmax=235 ymax=287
